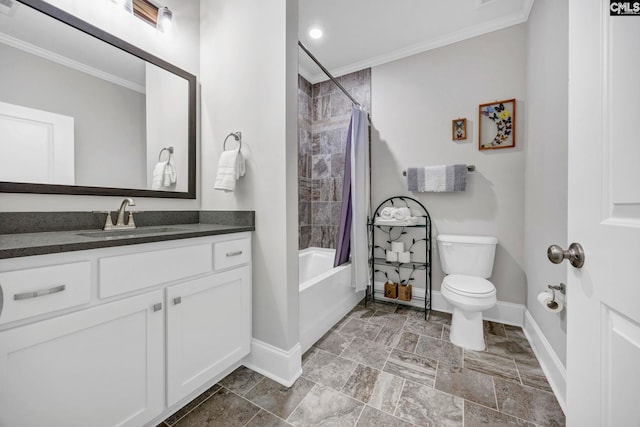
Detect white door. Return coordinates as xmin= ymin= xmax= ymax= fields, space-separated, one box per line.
xmin=0 ymin=290 xmax=165 ymax=427
xmin=166 ymin=267 xmax=251 ymax=406
xmin=566 ymin=1 xmax=640 ymax=425
xmin=0 ymin=101 xmax=75 ymax=185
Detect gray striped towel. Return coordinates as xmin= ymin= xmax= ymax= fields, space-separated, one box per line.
xmin=407 ymin=164 xmax=467 ymax=192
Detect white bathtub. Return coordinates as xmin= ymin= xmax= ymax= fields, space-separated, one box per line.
xmin=299 ymin=247 xmax=364 ymax=353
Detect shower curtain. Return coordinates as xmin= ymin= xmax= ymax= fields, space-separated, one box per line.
xmin=334 ymin=106 xmax=370 ymax=293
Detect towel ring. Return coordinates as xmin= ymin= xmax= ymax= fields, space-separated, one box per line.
xmin=223 ymin=132 xmax=242 ymax=152
xmin=159 ymin=146 xmax=174 ymax=161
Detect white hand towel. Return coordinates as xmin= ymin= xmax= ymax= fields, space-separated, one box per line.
xmin=163 ymin=161 xmax=177 ymax=187
xmin=152 ymin=161 xmax=167 ymax=190
xmin=152 ymin=161 xmax=177 ymax=190
xmin=214 ymin=150 xmax=246 ymax=192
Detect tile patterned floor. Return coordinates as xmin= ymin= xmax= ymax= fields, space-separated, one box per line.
xmin=159 ymin=301 xmax=565 ymax=427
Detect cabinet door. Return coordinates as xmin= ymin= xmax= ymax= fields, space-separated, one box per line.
xmin=0 ymin=290 xmax=164 ymax=427
xmin=166 ymin=266 xmax=251 ymax=406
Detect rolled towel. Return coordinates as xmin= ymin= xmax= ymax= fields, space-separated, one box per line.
xmin=380 ymin=207 xmax=395 ymax=219
xmin=392 ymin=207 xmax=411 ymax=220
xmin=214 ymin=150 xmax=246 ymax=192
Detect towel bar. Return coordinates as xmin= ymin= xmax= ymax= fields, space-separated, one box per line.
xmin=402 ymin=165 xmax=475 ymax=176
xmin=158 ymin=146 xmax=174 ymax=161
xmin=224 ymin=132 xmax=242 ymax=151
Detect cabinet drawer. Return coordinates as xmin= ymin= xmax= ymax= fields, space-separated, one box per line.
xmin=99 ymin=244 xmax=212 ymax=298
xmin=0 ymin=262 xmax=91 ymax=325
xmin=214 ymin=238 xmax=251 ymax=270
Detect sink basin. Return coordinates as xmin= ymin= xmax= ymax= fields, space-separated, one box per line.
xmin=77 ymin=227 xmax=188 ymax=239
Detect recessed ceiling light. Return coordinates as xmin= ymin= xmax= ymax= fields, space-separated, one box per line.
xmin=308 ymin=26 xmax=324 ymax=40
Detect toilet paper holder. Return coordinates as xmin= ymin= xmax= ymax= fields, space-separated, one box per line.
xmin=547 ymin=283 xmax=566 ymax=309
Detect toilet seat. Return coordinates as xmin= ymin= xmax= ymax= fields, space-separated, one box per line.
xmin=442 ymin=274 xmax=495 ymax=296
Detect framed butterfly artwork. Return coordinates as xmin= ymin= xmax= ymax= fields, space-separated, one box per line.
xmin=478 ymin=99 xmax=516 ymax=150
xmin=452 ymin=118 xmax=467 ymax=141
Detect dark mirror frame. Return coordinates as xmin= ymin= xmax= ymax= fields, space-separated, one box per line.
xmin=0 ymin=0 xmax=197 ymax=199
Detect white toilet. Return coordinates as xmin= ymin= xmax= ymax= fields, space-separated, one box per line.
xmin=436 ymin=234 xmax=498 ymax=351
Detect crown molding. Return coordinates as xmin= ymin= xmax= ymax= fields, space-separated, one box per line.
xmin=0 ymin=32 xmax=146 ymax=93
xmin=305 ymin=1 xmax=535 ymax=84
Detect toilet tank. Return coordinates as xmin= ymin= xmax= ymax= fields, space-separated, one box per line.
xmin=436 ymin=234 xmax=498 ymax=278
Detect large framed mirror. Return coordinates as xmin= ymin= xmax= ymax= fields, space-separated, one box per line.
xmin=0 ymin=0 xmax=196 ymax=198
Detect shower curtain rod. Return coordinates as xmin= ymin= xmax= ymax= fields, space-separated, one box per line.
xmin=298 ymin=41 xmax=362 ymax=108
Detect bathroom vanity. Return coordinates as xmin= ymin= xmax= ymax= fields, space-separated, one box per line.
xmin=0 ymin=217 xmax=253 ymax=427
xmin=0 ymin=0 xmax=254 ymax=424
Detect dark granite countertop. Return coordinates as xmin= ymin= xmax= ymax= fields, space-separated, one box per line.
xmin=0 ymin=211 xmax=254 ymax=259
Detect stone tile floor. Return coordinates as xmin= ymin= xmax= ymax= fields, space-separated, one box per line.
xmin=159 ymin=301 xmax=565 ymax=426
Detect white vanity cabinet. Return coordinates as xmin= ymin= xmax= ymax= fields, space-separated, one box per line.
xmin=0 ymin=232 xmax=252 ymax=427
xmin=0 ymin=290 xmax=165 ymax=427
xmin=166 ymin=266 xmax=251 ymax=406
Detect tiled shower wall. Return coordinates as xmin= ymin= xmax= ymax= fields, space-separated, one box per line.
xmin=298 ymin=69 xmax=371 ymax=249
xmin=298 ymin=76 xmax=313 ymax=248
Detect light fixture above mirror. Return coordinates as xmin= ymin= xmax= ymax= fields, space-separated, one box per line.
xmin=111 ymin=0 xmax=172 ymax=32
xmin=156 ymin=7 xmax=172 ymax=32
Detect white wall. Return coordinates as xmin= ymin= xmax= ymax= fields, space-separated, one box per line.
xmin=200 ymin=0 xmax=300 ymax=351
xmin=371 ymin=25 xmax=527 ymax=304
xmin=0 ymin=0 xmax=200 ymax=211
xmin=524 ymin=0 xmax=568 ymax=365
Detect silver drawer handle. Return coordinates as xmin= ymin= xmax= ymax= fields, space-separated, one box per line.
xmin=226 ymin=250 xmax=243 ymax=257
xmin=14 ymin=285 xmax=66 ymax=301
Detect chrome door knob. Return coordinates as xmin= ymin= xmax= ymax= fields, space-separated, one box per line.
xmin=547 ymin=243 xmax=585 ymax=268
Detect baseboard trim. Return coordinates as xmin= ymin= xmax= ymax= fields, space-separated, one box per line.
xmin=243 ymin=339 xmax=302 ymax=387
xmin=373 ymin=281 xmax=525 ymax=326
xmin=523 ymin=310 xmax=567 ymax=413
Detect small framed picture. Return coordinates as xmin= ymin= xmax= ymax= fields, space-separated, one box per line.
xmin=478 ymin=98 xmax=516 ymax=150
xmin=452 ymin=118 xmax=467 ymax=141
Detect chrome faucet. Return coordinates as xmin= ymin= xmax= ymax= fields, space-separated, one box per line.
xmin=115 ymin=198 xmax=136 ymax=228
xmin=101 ymin=198 xmax=137 ymax=230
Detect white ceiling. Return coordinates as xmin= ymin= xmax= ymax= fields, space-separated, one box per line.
xmin=298 ymin=0 xmax=534 ymax=83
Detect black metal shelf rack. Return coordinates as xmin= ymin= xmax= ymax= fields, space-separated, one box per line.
xmin=367 ymin=196 xmax=432 ymax=319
